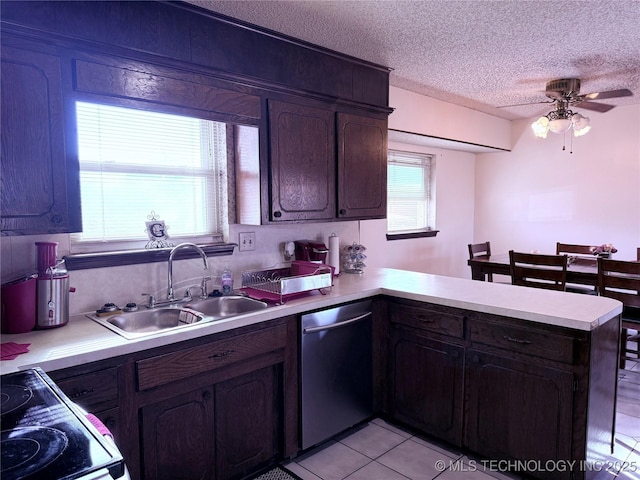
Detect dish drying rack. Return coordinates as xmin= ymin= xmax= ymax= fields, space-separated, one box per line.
xmin=241 ymin=260 xmax=333 ymax=304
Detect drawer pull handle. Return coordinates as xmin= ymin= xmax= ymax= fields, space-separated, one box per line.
xmin=69 ymin=388 xmax=95 ymax=399
xmin=502 ymin=335 xmax=532 ymax=345
xmin=209 ymin=350 xmax=234 ymax=359
xmin=417 ymin=316 xmax=434 ymax=323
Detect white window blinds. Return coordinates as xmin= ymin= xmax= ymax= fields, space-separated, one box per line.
xmin=73 ymin=102 xmax=227 ymax=246
xmin=387 ymin=150 xmax=433 ymax=233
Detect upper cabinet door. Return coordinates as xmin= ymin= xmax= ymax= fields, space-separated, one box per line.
xmin=1 ymin=42 xmax=81 ymax=235
xmin=268 ymin=100 xmax=335 ymax=222
xmin=337 ymin=113 xmax=388 ymax=220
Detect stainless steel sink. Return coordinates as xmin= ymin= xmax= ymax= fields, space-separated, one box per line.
xmin=90 ymin=307 xmax=206 ymax=339
xmin=185 ymin=296 xmax=268 ymax=318
xmin=89 ymin=296 xmax=267 ymax=339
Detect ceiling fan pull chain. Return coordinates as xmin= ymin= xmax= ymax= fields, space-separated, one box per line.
xmin=570 ymin=132 xmax=574 ymax=154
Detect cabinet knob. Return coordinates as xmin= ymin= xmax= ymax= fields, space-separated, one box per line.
xmin=450 ymin=350 xmax=459 ymax=359
xmin=339 ymin=209 xmax=347 ymax=215
xmin=202 ymin=390 xmax=212 ymax=400
xmin=472 ymin=355 xmax=480 ymax=364
xmin=273 ymin=211 xmax=282 ymax=218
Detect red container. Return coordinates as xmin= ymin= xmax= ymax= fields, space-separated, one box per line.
xmin=1 ymin=275 xmax=37 ymax=334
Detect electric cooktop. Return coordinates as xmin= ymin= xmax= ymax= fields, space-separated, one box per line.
xmin=1 ymin=368 xmax=124 ymax=480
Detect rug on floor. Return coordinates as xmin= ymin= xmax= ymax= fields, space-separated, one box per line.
xmin=251 ymin=465 xmax=303 ymax=480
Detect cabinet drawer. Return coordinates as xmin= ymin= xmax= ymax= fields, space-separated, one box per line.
xmin=468 ymin=320 xmax=575 ymax=364
xmin=136 ymin=324 xmax=287 ymax=390
xmin=56 ymin=367 xmax=119 ymax=407
xmin=389 ymin=303 xmax=464 ymax=339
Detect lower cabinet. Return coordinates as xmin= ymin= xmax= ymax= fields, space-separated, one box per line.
xmin=464 ymin=350 xmax=574 ymax=480
xmin=50 ymin=317 xmax=297 ymax=480
xmin=388 ymin=325 xmax=464 ymax=445
xmin=215 ymin=366 xmax=280 ymax=480
xmin=135 ymin=320 xmax=293 ymax=480
xmin=140 ymin=365 xmax=280 ymax=480
xmin=385 ymin=298 xmax=617 ymax=480
xmin=141 ymin=387 xmax=216 ymax=480
xmin=50 ymin=362 xmax=123 ymax=445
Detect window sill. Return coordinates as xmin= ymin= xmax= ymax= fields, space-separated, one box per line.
xmin=64 ymin=243 xmax=236 ymax=271
xmin=386 ymin=230 xmax=439 ymax=241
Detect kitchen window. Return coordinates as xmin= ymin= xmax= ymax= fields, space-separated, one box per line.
xmin=386 ymin=149 xmax=436 ymax=240
xmin=71 ymin=102 xmax=229 ymax=254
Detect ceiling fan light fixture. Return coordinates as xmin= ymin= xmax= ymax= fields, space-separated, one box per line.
xmin=573 ymin=124 xmax=591 ymax=137
xmin=531 ymin=116 xmax=550 ymax=138
xmin=548 ymin=117 xmax=572 ymax=133
xmin=571 ymin=113 xmax=590 ymax=135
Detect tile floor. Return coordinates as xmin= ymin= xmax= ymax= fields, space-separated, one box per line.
xmin=285 ymin=359 xmax=640 ymax=480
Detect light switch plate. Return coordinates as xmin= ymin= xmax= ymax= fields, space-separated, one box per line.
xmin=239 ymin=232 xmax=256 ymax=251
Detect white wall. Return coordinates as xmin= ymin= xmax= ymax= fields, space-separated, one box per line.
xmin=389 ymin=86 xmax=512 ymax=150
xmin=362 ymin=86 xmax=500 ymax=279
xmin=361 ymin=144 xmax=475 ymax=278
xmin=474 ymin=104 xmax=640 ymax=260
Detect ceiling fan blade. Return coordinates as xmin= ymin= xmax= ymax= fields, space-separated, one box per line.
xmin=576 ymin=101 xmax=616 ymax=113
xmin=498 ymin=100 xmax=554 ymax=108
xmin=583 ymin=88 xmax=633 ymax=101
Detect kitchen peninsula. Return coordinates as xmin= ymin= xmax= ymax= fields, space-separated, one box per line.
xmin=3 ymin=269 xmax=622 ymax=480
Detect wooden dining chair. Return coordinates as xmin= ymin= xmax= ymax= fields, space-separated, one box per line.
xmin=598 ymin=257 xmax=640 ymax=370
xmin=556 ymin=242 xmax=595 ymax=256
xmin=509 ymin=250 xmax=568 ymax=291
xmin=468 ymin=241 xmax=493 ymax=281
xmin=556 ymin=242 xmax=598 ymax=295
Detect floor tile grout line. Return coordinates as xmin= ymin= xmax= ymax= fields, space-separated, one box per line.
xmin=337 ymin=430 xmax=414 ymax=461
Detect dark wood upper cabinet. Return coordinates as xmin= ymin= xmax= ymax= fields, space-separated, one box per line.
xmin=1 ymin=1 xmax=391 ymax=108
xmin=267 ymin=100 xmax=336 ymax=222
xmin=263 ymin=101 xmax=388 ymax=223
xmin=1 ymin=42 xmax=81 ymax=235
xmin=337 ymin=113 xmax=388 ymax=219
xmin=1 ymin=1 xmax=391 ymax=234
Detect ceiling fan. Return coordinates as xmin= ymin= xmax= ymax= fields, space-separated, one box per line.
xmin=502 ymin=78 xmax=633 ymax=113
xmin=540 ymin=78 xmax=633 ymax=113
xmin=508 ymin=78 xmax=634 ymax=145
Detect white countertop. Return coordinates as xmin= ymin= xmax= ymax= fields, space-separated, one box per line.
xmin=1 ymin=268 xmax=623 ymax=374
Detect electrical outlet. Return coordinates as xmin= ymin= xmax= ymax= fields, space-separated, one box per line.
xmin=239 ymin=232 xmax=256 ymax=251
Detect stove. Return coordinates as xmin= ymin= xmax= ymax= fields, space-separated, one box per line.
xmin=1 ymin=368 xmax=125 ymax=480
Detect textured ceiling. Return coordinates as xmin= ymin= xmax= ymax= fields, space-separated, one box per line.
xmin=183 ymin=0 xmax=640 ymax=121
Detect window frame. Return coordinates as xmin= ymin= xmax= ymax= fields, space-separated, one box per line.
xmin=63 ymin=95 xmax=252 ymax=269
xmin=386 ymin=148 xmax=438 ymax=241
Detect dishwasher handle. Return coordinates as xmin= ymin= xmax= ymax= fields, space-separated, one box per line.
xmin=303 ymin=311 xmax=372 ymax=334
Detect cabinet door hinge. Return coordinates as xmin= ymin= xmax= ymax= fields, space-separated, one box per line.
xmin=573 ymin=379 xmax=579 ymax=392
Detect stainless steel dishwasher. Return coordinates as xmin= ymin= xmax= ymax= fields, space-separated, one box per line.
xmin=301 ymin=299 xmax=373 ymax=449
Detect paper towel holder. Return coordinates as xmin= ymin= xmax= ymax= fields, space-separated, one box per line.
xmin=283 ymin=241 xmax=296 ymax=261
xmin=328 ymin=233 xmax=341 ymax=277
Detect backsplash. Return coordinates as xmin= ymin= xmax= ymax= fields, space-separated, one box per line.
xmin=1 ymin=222 xmax=360 ymax=316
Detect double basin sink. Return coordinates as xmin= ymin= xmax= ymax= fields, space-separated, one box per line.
xmin=90 ymin=296 xmax=268 ymax=340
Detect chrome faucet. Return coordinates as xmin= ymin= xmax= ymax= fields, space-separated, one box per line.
xmin=167 ymin=243 xmax=209 ymax=302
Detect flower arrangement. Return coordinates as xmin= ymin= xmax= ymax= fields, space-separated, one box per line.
xmin=590 ymin=244 xmax=618 ymax=256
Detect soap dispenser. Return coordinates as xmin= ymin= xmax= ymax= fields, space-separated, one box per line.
xmin=221 ymin=263 xmax=234 ymax=295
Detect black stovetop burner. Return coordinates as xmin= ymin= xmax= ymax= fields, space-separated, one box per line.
xmin=1 ymin=368 xmax=124 ymax=480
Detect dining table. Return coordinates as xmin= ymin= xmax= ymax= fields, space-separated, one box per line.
xmin=468 ymin=253 xmax=600 ymax=287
